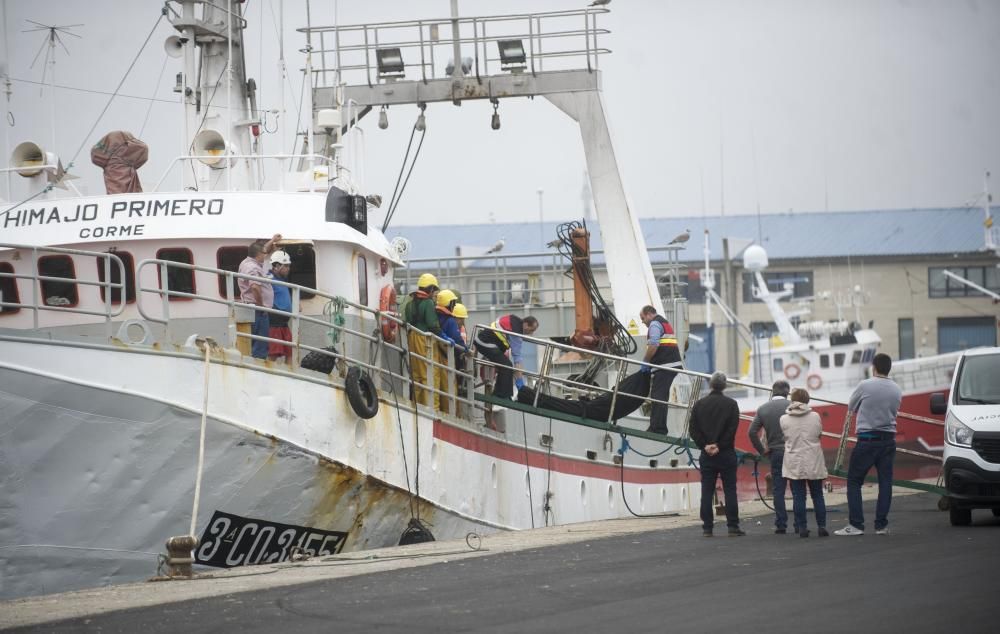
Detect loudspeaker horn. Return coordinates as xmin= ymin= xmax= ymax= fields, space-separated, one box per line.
xmin=164 ymin=35 xmax=184 ymax=59
xmin=192 ymin=129 xmax=230 ymax=168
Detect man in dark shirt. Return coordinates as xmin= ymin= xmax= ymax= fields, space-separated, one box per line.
xmin=690 ymin=372 xmax=745 ymax=536
xmin=748 ymin=380 xmax=791 ymax=533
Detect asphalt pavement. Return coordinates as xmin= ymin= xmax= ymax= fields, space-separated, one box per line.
xmin=5 ymin=492 xmax=998 ymax=633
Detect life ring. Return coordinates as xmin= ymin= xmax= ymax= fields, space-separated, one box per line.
xmin=806 ymin=373 xmax=823 ymax=390
xmin=784 ymin=363 xmax=801 ymax=380
xmin=346 ymin=366 xmax=379 ymax=419
xmin=379 ymin=285 xmax=398 ymax=343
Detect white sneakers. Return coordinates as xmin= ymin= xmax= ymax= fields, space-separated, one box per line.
xmin=834 ymin=525 xmax=864 ymax=536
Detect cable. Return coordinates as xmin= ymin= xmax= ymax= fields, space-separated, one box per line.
xmin=139 ymin=55 xmax=170 ymax=138
xmin=8 ymin=77 xmax=178 ymax=104
xmin=381 ymin=119 xmax=427 ymax=232
xmin=67 ymin=11 xmax=165 ymax=172
xmin=1 ymin=184 xmax=54 ymax=216
xmin=521 ymin=411 xmax=536 ymax=529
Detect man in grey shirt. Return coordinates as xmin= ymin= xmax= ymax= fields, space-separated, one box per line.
xmin=835 ymin=353 xmax=903 ymax=536
xmin=748 ymin=380 xmax=791 ymax=533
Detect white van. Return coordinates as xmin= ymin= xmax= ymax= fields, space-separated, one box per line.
xmin=930 ymin=347 xmax=1000 ymax=526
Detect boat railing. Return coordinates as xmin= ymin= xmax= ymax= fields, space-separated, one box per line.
xmin=132 ymin=257 xmax=479 ymax=420
xmin=402 ymin=244 xmax=689 ymax=310
xmin=152 ymin=154 xmax=337 ymax=192
xmin=0 ymin=242 xmax=128 ymax=335
xmin=301 ymin=6 xmax=611 ymax=89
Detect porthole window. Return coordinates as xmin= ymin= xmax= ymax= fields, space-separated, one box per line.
xmin=97 ymin=251 xmax=136 ymax=304
xmin=0 ymin=262 xmax=21 ymax=314
xmin=156 ymin=248 xmax=196 ymax=300
xmin=38 ymin=255 xmax=78 ymax=307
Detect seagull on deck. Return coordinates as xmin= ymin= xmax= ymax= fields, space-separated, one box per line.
xmin=589 ymin=0 xmax=612 ymax=6
xmin=485 ymin=237 xmax=506 ymax=255
xmin=668 ymin=229 xmax=691 ymax=246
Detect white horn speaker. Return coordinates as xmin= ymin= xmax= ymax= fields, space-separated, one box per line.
xmin=164 ymin=35 xmax=184 ymax=59
xmin=193 ymin=129 xmax=230 ymax=168
xmin=11 ymin=141 xmax=50 ymax=177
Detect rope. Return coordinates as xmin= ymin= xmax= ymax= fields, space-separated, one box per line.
xmin=1 ymin=183 xmax=54 ymax=216
xmin=190 ymin=339 xmax=214 ymax=537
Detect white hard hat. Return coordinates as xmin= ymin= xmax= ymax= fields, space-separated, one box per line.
xmin=270 ymin=250 xmax=291 ymax=266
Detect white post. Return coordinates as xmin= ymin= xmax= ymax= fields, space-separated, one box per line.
xmin=537 ymin=188 xmax=544 ymax=249
xmin=227 ymin=0 xmax=233 ymax=192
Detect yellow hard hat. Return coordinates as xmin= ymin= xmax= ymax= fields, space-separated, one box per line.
xmin=452 ymin=303 xmax=468 ymax=319
xmin=436 ymin=289 xmax=458 ymax=308
xmin=417 ymin=273 xmax=439 ymax=289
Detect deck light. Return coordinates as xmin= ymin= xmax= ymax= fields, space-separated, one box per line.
xmin=497 ymin=39 xmax=526 ymax=71
xmin=376 ymin=47 xmax=405 ymax=78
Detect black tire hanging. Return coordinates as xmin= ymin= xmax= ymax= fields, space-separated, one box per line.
xmin=346 ymin=366 xmax=379 ymax=419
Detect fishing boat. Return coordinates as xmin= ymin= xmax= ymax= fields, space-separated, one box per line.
xmin=0 ymin=1 xmax=699 ymax=600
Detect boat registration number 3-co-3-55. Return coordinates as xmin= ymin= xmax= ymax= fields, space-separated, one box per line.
xmin=195 ymin=510 xmax=348 ymax=568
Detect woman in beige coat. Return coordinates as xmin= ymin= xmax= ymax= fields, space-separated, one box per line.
xmin=780 ymin=388 xmax=829 ymax=537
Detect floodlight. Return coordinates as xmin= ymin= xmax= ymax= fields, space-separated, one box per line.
xmin=497 ymin=40 xmax=526 ymax=70
xmin=376 ymin=47 xmax=405 ymax=77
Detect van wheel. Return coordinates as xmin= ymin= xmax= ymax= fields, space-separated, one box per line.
xmin=992 ymin=508 xmax=1000 ymax=518
xmin=937 ymin=496 xmax=950 ymax=511
xmin=949 ymin=504 xmax=972 ymax=526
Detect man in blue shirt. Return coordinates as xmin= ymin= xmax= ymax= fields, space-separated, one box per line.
xmin=266 ymin=250 xmax=293 ymax=364
xmin=639 ymin=305 xmax=682 ymax=434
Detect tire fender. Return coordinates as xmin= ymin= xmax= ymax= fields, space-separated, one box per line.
xmin=346 ymin=366 xmax=379 ymax=419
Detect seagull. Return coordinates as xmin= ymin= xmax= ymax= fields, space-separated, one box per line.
xmin=668 ymin=229 xmax=691 ymax=246
xmin=485 ymin=237 xmax=506 ymax=255
xmin=589 ymin=0 xmax=611 ymax=6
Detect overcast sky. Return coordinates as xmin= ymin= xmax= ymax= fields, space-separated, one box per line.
xmin=2 ymin=0 xmax=998 ymax=227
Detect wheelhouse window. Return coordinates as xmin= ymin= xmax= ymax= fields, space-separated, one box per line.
xmin=0 ymin=262 xmax=20 ymax=314
xmin=773 ymin=358 xmax=783 ymax=372
xmin=819 ymin=354 xmax=830 ymax=369
xmin=156 ymin=248 xmax=195 ymax=300
xmin=357 ymin=255 xmax=369 ymax=306
xmin=97 ymin=251 xmax=136 ymax=304
xmin=834 ymin=352 xmax=846 ymax=367
xmin=38 ymin=255 xmax=78 ymax=307
xmin=216 ymin=246 xmax=247 ymax=299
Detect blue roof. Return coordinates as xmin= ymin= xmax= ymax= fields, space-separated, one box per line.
xmin=387 ymin=207 xmax=993 ymax=265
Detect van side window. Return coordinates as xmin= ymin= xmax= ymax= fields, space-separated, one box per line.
xmin=38 ymin=255 xmax=79 ymax=307
xmin=357 ymin=255 xmax=368 ymax=306
xmin=156 ymin=248 xmax=196 ymax=300
xmin=216 ymin=246 xmax=247 ymax=299
xmin=0 ymin=262 xmax=21 ymax=314
xmin=97 ymin=251 xmax=136 ymax=304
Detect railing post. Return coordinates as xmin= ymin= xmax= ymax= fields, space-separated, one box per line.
xmin=290 ymin=286 xmax=301 ymax=367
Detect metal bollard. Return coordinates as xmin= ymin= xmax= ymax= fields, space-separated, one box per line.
xmin=163 ymin=535 xmax=199 ymax=578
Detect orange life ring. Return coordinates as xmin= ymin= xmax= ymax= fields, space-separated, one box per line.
xmin=379 ymin=285 xmax=398 ymax=343
xmin=784 ymin=363 xmax=801 ymax=380
xmin=806 ymin=373 xmax=823 ymax=390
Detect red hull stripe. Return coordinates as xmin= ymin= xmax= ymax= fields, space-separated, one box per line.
xmin=433 ymin=420 xmax=696 ymax=485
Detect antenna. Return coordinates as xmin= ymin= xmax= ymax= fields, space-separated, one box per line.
xmin=23 ymin=19 xmax=82 ymax=151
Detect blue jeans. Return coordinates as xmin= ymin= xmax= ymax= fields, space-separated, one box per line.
xmin=770 ymin=451 xmax=788 ymax=530
xmin=700 ymin=449 xmax=739 ymax=531
xmin=251 ymin=310 xmax=270 ymax=359
xmin=846 ymin=437 xmax=895 ymax=531
xmin=789 ymin=479 xmax=827 ymax=533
